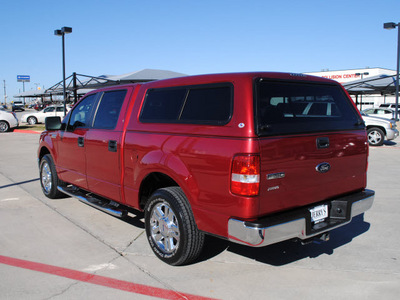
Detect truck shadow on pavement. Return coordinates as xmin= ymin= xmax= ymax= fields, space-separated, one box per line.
xmin=123 ymin=209 xmax=145 ymax=229
xmin=383 ymin=140 xmax=397 ymax=146
xmin=199 ymin=214 xmax=370 ymax=266
xmin=0 ymin=178 xmax=40 ymax=189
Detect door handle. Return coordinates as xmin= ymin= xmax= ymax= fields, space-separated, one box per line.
xmin=78 ymin=137 xmax=84 ymax=147
xmin=316 ymin=137 xmax=329 ymax=149
xmin=108 ymin=140 xmax=117 ymax=152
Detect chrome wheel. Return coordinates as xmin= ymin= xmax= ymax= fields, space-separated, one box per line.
xmin=0 ymin=121 xmax=9 ymax=132
xmin=367 ymin=127 xmax=384 ymax=146
xmin=145 ymin=187 xmax=204 ymax=265
xmin=149 ymin=201 xmax=180 ymax=254
xmin=41 ymin=160 xmax=52 ymax=194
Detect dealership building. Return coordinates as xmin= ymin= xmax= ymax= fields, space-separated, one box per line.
xmin=305 ymin=68 xmax=397 ymax=110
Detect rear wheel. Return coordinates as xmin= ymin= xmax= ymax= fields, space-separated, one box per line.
xmin=40 ymin=154 xmax=65 ymax=198
xmin=0 ymin=121 xmax=9 ymax=132
xmin=144 ymin=187 xmax=204 ymax=266
xmin=367 ymin=127 xmax=384 ymax=146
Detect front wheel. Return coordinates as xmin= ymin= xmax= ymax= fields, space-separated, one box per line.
xmin=28 ymin=116 xmax=37 ymax=125
xmin=144 ymin=187 xmax=205 ymax=266
xmin=367 ymin=127 xmax=385 ymax=146
xmin=39 ymin=154 xmax=65 ymax=199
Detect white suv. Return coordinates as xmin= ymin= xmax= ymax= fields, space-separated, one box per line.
xmin=361 ymin=112 xmax=399 ymax=146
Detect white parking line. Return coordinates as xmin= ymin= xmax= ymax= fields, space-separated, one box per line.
xmin=0 ymin=198 xmax=19 ymax=202
xmin=82 ymin=263 xmax=118 ymax=272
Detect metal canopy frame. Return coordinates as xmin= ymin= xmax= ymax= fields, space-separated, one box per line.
xmin=343 ymin=74 xmax=398 ymax=111
xmin=45 ymin=72 xmax=120 ymax=102
xmin=343 ymin=74 xmax=398 ymax=95
xmin=14 ymin=69 xmax=187 ymax=103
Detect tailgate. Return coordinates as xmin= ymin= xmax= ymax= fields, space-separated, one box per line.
xmin=258 ymin=130 xmax=368 ymax=215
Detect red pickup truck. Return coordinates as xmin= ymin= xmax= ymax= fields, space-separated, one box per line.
xmin=38 ymin=72 xmax=374 ymax=265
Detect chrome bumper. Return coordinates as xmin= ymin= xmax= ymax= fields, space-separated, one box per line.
xmin=228 ymin=189 xmax=374 ymax=247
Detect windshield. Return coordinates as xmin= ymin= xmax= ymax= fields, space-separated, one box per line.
xmin=255 ymin=79 xmax=363 ymax=136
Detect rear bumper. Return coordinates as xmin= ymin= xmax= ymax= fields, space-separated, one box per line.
xmin=228 ymin=189 xmax=374 ymax=247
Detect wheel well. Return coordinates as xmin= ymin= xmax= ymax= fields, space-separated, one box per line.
xmin=38 ymin=147 xmax=50 ymax=161
xmin=366 ymin=125 xmax=386 ymax=135
xmin=139 ymin=172 xmax=178 ymax=209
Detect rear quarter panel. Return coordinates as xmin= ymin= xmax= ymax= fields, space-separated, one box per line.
xmin=123 ymin=75 xmax=259 ymax=236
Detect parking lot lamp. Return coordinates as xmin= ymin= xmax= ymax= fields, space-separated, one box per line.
xmin=54 ymin=26 xmax=72 ymax=116
xmin=384 ymin=22 xmax=400 ymax=121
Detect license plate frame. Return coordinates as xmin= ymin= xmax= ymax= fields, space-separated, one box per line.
xmin=309 ymin=204 xmax=328 ymax=224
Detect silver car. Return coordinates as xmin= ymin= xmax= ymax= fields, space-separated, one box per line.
xmin=362 ymin=108 xmax=394 ymax=120
xmin=361 ymin=112 xmax=399 ymax=146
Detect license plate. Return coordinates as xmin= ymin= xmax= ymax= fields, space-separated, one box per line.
xmin=309 ymin=204 xmax=328 ymax=223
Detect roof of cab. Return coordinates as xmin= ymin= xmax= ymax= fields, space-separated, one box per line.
xmin=140 ymin=72 xmax=337 ymax=89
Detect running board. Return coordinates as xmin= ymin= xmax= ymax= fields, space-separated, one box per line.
xmin=57 ymin=186 xmax=127 ymax=218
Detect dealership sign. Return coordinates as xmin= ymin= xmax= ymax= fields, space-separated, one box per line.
xmin=17 ymin=75 xmax=30 ymax=82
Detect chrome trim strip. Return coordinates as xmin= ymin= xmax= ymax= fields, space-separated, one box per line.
xmin=57 ymin=186 xmax=126 ymax=218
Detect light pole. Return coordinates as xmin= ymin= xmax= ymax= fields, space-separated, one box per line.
xmin=54 ymin=26 xmax=72 ymax=116
xmin=384 ymin=22 xmax=400 ymax=121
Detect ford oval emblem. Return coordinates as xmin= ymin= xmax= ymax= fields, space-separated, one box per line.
xmin=316 ymin=162 xmax=331 ymax=173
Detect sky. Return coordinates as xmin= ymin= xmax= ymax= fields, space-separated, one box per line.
xmin=1 ymin=0 xmax=400 ymax=102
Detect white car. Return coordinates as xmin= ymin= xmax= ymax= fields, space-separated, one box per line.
xmin=361 ymin=113 xmax=399 ymax=146
xmin=362 ymin=108 xmax=394 ymax=120
xmin=0 ymin=108 xmax=19 ymax=132
xmin=21 ymin=105 xmax=69 ymax=125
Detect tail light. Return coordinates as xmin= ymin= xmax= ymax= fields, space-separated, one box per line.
xmin=231 ymin=155 xmax=260 ymax=196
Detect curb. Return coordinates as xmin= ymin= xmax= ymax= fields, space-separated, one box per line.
xmin=13 ymin=129 xmax=41 ymax=134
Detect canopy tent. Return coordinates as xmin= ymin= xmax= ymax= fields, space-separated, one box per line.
xmin=13 ymin=69 xmax=187 ymax=100
xmin=14 ymin=89 xmax=56 ymax=98
xmin=104 ymin=69 xmax=187 ymax=82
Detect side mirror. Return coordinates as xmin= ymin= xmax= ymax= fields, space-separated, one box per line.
xmin=45 ymin=116 xmax=62 ymax=131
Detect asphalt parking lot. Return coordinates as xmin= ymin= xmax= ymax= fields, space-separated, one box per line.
xmin=0 ymin=132 xmax=399 ymax=300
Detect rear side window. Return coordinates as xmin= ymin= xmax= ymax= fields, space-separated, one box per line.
xmin=255 ymin=80 xmax=363 ymax=136
xmin=93 ymin=90 xmax=127 ymax=129
xmin=140 ymin=84 xmax=233 ymax=125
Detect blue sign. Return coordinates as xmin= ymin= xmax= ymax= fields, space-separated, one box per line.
xmin=17 ymin=75 xmax=30 ymax=82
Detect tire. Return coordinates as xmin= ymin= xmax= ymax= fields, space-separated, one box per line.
xmin=144 ymin=187 xmax=205 ymax=266
xmin=0 ymin=121 xmax=10 ymax=132
xmin=39 ymin=154 xmax=65 ymax=199
xmin=367 ymin=127 xmax=385 ymax=146
xmin=27 ymin=116 xmax=37 ymax=125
